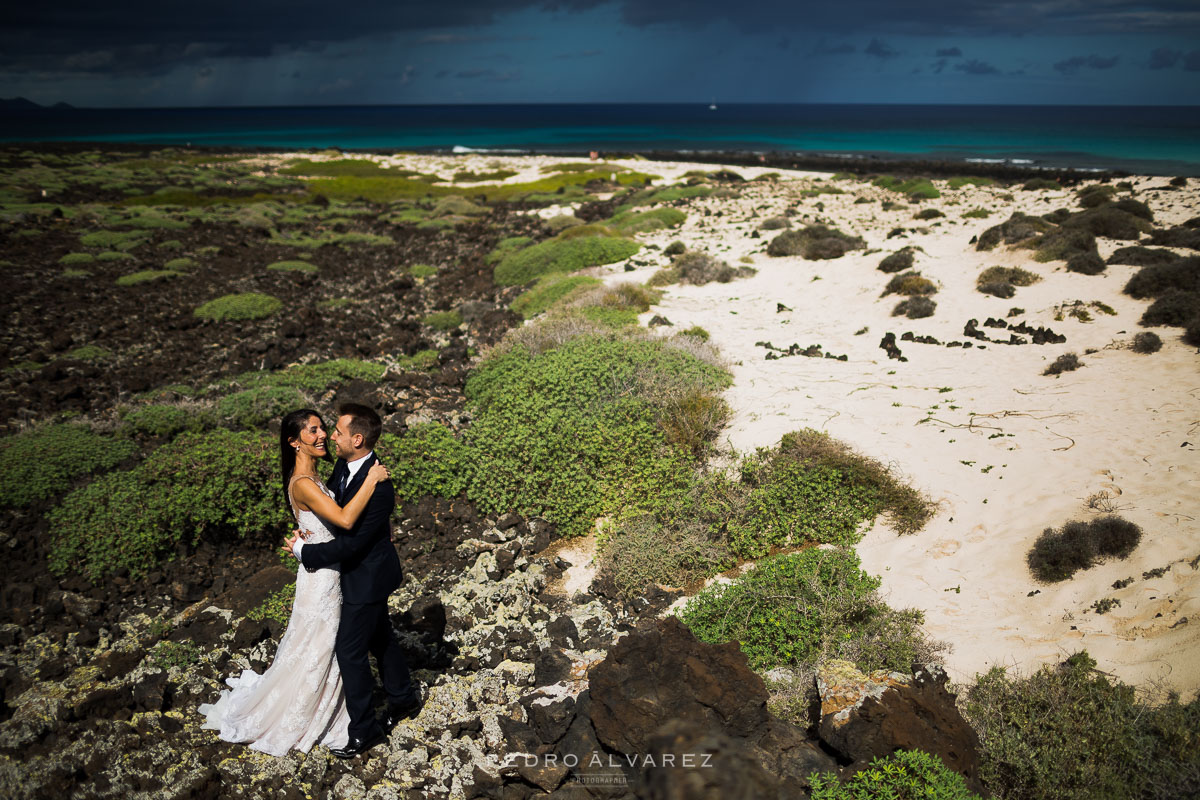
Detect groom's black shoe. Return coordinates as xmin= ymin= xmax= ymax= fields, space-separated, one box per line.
xmin=330 ymin=727 xmax=386 ymax=759
xmin=382 ymin=689 xmax=424 ymax=731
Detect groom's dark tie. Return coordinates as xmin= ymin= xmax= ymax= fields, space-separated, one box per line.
xmin=338 ymin=468 xmax=349 ymax=499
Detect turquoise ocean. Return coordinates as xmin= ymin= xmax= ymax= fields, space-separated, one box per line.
xmin=3 ymin=104 xmax=1199 ymax=175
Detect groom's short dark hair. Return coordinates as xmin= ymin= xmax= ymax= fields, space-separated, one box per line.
xmin=339 ymin=403 xmax=382 ymax=450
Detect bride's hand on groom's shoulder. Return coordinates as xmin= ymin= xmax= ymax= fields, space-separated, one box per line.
xmin=368 ymin=461 xmax=389 ymax=483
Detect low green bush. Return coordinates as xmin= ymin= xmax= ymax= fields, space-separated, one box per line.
xmin=680 ymin=548 xmax=937 ymax=673
xmin=47 ymin=430 xmax=287 ymax=580
xmin=963 ymin=207 xmax=992 ymax=219
xmin=883 ymin=271 xmax=937 ymax=297
xmin=1044 ymin=352 xmax=1083 ymax=376
xmin=124 ymin=404 xmax=207 ymax=438
xmin=1131 ymin=331 xmax=1163 ymax=354
xmin=58 ymin=252 xmax=95 ymax=265
xmin=267 ymin=260 xmax=318 ymax=273
xmin=392 ymin=349 xmax=439 ymax=371
xmin=96 ymin=251 xmax=134 ymax=262
xmin=212 ymin=359 xmax=385 ymax=394
xmin=810 ymin=749 xmax=981 ymax=800
xmin=604 ymin=207 xmax=686 ymax=234
xmin=1027 ymin=515 xmax=1141 ymax=582
xmin=1030 ymin=226 xmax=1098 ymax=263
xmin=1124 ymin=257 xmax=1200 ymax=300
xmin=767 ymin=225 xmax=865 ymax=259
xmin=873 ymin=175 xmax=941 ymax=199
xmin=978 ymin=266 xmax=1041 ymax=288
xmin=510 ymin=274 xmax=601 ymax=319
xmin=79 ymin=230 xmax=147 ymax=249
xmin=493 ymin=235 xmax=641 ymax=285
xmin=976 ymin=213 xmax=1054 ymax=251
xmin=67 ymin=345 xmax=112 ymax=361
xmin=894 ymin=297 xmax=937 ymax=319
xmin=965 ymin=651 xmax=1200 ymax=800
xmin=596 ymin=514 xmax=730 ymax=601
xmin=217 ymin=385 xmax=309 ymax=429
xmin=947 ymin=176 xmax=996 ymax=189
xmin=0 ymin=424 xmax=137 ymax=509
xmin=408 ymin=263 xmax=437 ymax=278
xmin=194 ymin=292 xmax=282 ymax=321
xmin=878 ymin=247 xmax=916 ymax=273
xmin=914 ymin=208 xmax=945 ymax=220
xmin=1022 ymin=178 xmax=1062 ymax=191
xmin=376 ymin=425 xmax=473 ymax=503
xmin=116 ymin=270 xmax=183 ymax=286
xmin=484 ymin=236 xmax=533 ymax=265
xmin=424 ymin=310 xmax=462 ymax=331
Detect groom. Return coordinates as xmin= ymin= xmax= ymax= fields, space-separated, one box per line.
xmin=285 ymin=403 xmax=421 ymax=758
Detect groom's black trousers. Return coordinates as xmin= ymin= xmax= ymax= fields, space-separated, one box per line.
xmin=336 ymin=599 xmax=415 ymax=740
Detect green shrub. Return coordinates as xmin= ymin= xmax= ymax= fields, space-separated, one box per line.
xmin=431 ymin=195 xmax=488 ymax=217
xmin=878 ymin=247 xmax=916 ymax=273
xmin=408 ymin=263 xmax=437 ymax=278
xmin=116 ymin=270 xmax=183 ymax=286
xmin=376 ymin=425 xmax=473 ymax=503
xmin=646 ymin=267 xmax=679 ymax=287
xmin=0 ymin=424 xmax=137 ymax=509
xmin=194 ymin=293 xmax=282 ymax=321
xmin=965 ymin=651 xmax=1200 ymax=800
xmin=510 ymin=274 xmax=601 ymax=319
xmin=484 ymin=236 xmax=532 ymax=265
xmin=462 ymin=332 xmax=730 ymax=536
xmin=47 ymin=430 xmax=287 ymax=580
xmin=1124 ymin=258 xmax=1200 ymax=300
xmin=679 ymin=325 xmax=709 ymax=341
xmin=663 ymin=240 xmax=687 ymax=256
xmin=424 ymin=310 xmax=462 ymax=331
xmin=1027 ymin=516 xmax=1142 ymax=582
xmin=894 ymin=297 xmax=937 ymax=319
xmin=150 ymin=639 xmax=201 ymax=670
xmin=597 ymin=514 xmax=730 ymax=601
xmin=810 ymin=749 xmax=982 ymax=800
xmin=758 ymin=215 xmax=791 ymax=231
xmin=213 ymin=359 xmax=385 ymax=394
xmin=1063 ymin=206 xmax=1151 ymax=241
xmin=604 ymin=207 xmax=686 ymax=234
xmin=1044 ymin=352 xmax=1082 ymax=376
xmin=96 ymin=250 xmax=134 ymax=262
xmin=1022 ymin=178 xmax=1062 ymax=191
xmin=947 ymin=176 xmax=996 ymax=189
xmin=62 ymin=268 xmax=91 ymax=278
xmin=673 ymin=251 xmax=750 ymax=285
xmin=246 ymin=582 xmax=296 ymax=625
xmin=157 ymin=239 xmax=184 ymax=251
xmin=873 ymin=175 xmax=941 ymax=199
xmin=392 ymin=349 xmax=440 ymax=371
xmin=493 ymin=236 xmax=641 ymax=285
xmin=1031 ymin=227 xmax=1098 ymax=263
xmin=883 ymin=271 xmax=937 ymax=297
xmin=977 ymin=266 xmax=1041 ymax=289
xmin=79 ymin=230 xmax=147 ymax=249
xmin=217 ymin=385 xmax=309 ymax=429
xmin=124 ymin=404 xmax=207 ymax=438
xmin=1067 ymin=252 xmax=1106 ymax=275
xmin=267 ymin=260 xmax=317 ymax=273
xmin=1131 ymin=331 xmax=1163 ymax=354
xmin=1108 ymin=247 xmax=1179 ymax=267
xmin=963 ymin=208 xmax=992 ymax=219
xmin=58 ymin=252 xmax=95 ymax=265
xmin=680 ymin=548 xmax=936 ymax=673
xmin=66 ymin=345 xmax=111 ymax=362
xmin=976 ymin=213 xmax=1053 ymax=251
xmin=1077 ymin=185 xmax=1117 ymax=208
xmin=767 ymin=225 xmax=865 ymax=259
xmin=914 ymin=208 xmax=945 ymax=220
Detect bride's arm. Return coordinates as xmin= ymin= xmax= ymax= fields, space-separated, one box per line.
xmin=292 ymin=462 xmax=389 ymax=529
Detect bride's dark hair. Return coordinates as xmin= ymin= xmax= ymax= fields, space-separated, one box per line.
xmin=280 ymin=408 xmax=324 ymax=505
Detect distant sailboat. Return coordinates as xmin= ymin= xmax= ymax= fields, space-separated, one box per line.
xmin=708 ymin=99 xmax=718 ymax=111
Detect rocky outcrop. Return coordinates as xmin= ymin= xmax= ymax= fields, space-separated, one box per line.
xmin=816 ymin=659 xmax=984 ymax=795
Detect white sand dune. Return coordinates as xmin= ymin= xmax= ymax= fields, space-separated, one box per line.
xmin=596 ymin=162 xmax=1199 ymax=697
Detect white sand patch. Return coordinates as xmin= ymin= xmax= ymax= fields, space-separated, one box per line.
xmin=633 ymin=168 xmax=1200 ymax=697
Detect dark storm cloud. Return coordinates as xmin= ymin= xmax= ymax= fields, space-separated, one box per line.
xmin=608 ymin=0 xmax=1200 ymax=35
xmin=865 ymin=39 xmax=898 ymax=59
xmin=1053 ymin=54 xmax=1120 ymax=74
xmin=814 ymin=42 xmax=856 ymax=55
xmin=1149 ymin=47 xmax=1180 ymax=68
xmin=936 ymin=47 xmax=962 ymax=57
xmin=954 ymin=58 xmax=999 ymax=74
xmin=5 ymin=0 xmax=1200 ymax=77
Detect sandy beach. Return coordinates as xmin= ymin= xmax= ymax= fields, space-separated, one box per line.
xmin=411 ymin=154 xmax=1200 ymax=697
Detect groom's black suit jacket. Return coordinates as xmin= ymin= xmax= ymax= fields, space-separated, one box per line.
xmin=299 ymin=454 xmax=402 ymax=604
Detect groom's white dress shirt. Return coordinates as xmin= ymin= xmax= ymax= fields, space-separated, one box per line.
xmin=293 ymin=451 xmax=373 ymax=561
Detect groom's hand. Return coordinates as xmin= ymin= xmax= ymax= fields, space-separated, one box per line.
xmin=282 ymin=530 xmax=301 ymax=560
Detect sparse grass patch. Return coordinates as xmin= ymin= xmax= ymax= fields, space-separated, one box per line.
xmin=604 ymin=207 xmax=686 ymax=234
xmin=163 ymin=257 xmax=196 ymax=270
xmin=246 ymin=583 xmax=296 ymax=625
xmin=485 ymin=236 xmax=532 ymax=265
xmin=67 ymin=345 xmax=112 ymax=362
xmin=58 ymin=252 xmax=95 ymax=265
xmin=963 ymin=207 xmax=992 ymax=219
xmin=408 ymin=263 xmax=436 ymax=278
xmin=194 ymin=292 xmax=282 ymax=321
xmin=978 ymin=266 xmax=1041 ymax=291
xmin=96 ymin=251 xmax=134 ymax=262
xmin=1044 ymin=352 xmax=1082 ymax=376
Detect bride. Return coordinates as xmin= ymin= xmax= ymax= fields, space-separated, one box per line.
xmin=199 ymin=408 xmax=389 ymax=756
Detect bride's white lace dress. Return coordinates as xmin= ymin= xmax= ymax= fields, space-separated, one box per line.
xmin=198 ymin=475 xmax=350 ymax=756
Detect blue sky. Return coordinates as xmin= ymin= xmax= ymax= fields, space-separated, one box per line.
xmin=2 ymin=0 xmax=1199 ymax=107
